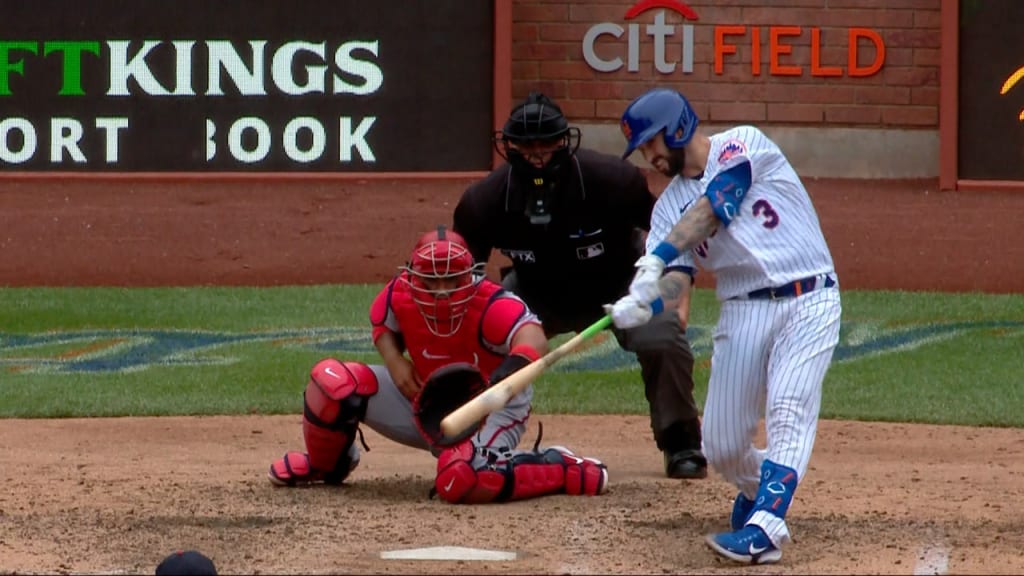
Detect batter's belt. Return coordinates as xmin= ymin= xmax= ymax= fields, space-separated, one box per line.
xmin=734 ymin=274 xmax=836 ymax=301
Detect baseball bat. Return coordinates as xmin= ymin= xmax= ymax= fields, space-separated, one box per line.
xmin=440 ymin=314 xmax=612 ymax=439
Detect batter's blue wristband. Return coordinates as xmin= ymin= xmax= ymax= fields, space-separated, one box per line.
xmin=652 ymin=242 xmax=680 ymax=264
xmin=650 ymin=297 xmax=664 ymax=315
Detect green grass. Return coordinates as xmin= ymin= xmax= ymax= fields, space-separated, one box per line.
xmin=1 ymin=286 xmax=1022 ymax=427
xmin=0 ymin=285 xmax=379 ymax=331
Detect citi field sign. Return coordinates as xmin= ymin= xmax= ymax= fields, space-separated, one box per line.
xmin=0 ymin=0 xmax=494 ymax=172
xmin=583 ymin=0 xmax=886 ymax=77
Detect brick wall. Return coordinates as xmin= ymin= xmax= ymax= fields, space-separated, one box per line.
xmin=511 ymin=0 xmax=941 ymax=128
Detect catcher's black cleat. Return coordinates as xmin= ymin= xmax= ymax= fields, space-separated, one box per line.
xmin=664 ymin=449 xmax=708 ymax=479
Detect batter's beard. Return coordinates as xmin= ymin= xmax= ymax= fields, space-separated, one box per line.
xmin=666 ymin=148 xmax=686 ymax=176
xmin=655 ymin=148 xmax=686 ymax=177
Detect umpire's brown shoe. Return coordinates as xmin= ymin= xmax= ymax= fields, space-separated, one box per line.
xmin=664 ymin=449 xmax=708 ymax=479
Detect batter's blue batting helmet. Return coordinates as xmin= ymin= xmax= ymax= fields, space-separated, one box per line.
xmin=620 ymin=88 xmax=700 ymax=159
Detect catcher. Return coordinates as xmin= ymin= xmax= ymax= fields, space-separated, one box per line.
xmin=268 ymin=226 xmax=608 ymax=503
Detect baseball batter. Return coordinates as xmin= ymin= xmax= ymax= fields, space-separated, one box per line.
xmin=268 ymin=227 xmax=608 ymax=503
xmin=606 ymin=88 xmax=842 ymax=565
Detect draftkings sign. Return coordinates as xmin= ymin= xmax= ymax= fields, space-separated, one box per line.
xmin=0 ymin=1 xmax=494 ymax=172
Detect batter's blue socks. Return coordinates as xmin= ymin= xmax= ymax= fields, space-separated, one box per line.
xmin=752 ymin=460 xmax=799 ymax=519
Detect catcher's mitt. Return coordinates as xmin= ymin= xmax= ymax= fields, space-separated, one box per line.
xmin=413 ymin=362 xmax=488 ymax=449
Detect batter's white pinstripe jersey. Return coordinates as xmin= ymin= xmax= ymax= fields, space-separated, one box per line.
xmin=648 ymin=126 xmax=835 ymax=301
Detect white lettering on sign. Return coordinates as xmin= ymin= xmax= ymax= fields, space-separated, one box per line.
xmin=0 ymin=118 xmax=35 ymax=163
xmin=105 ymin=40 xmax=384 ymax=97
xmin=207 ymin=40 xmax=267 ymax=96
xmin=340 ymin=116 xmax=375 ymax=162
xmin=583 ymin=4 xmax=696 ymax=74
xmin=283 ymin=117 xmax=327 ymax=163
xmin=51 ymin=118 xmax=86 ymax=162
xmin=227 ymin=117 xmax=271 ymax=163
xmin=334 ymin=41 xmax=383 ymax=95
xmin=96 ymin=117 xmax=129 ymax=162
xmin=0 ymin=117 xmax=128 ymax=164
xmin=205 ymin=116 xmax=376 ymax=164
xmin=272 ymin=41 xmax=326 ymax=95
xmin=108 ymin=40 xmax=199 ymax=96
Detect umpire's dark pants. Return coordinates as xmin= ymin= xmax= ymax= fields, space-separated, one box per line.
xmin=501 ymin=271 xmax=702 ymax=454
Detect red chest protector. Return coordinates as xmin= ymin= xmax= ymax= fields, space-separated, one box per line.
xmin=370 ymin=275 xmax=536 ymax=383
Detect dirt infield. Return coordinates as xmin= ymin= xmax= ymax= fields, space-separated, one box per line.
xmin=1 ymin=175 xmax=1023 ymax=575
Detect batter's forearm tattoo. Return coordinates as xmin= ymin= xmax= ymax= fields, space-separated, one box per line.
xmin=667 ymin=199 xmax=718 ymax=252
xmin=657 ymin=274 xmax=687 ymax=310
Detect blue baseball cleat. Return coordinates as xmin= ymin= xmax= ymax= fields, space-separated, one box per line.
xmin=705 ymin=525 xmax=782 ymax=565
xmin=730 ymin=492 xmax=755 ymax=530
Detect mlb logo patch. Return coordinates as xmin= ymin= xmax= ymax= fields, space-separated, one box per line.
xmin=576 ymin=242 xmax=605 ymax=260
xmin=718 ymin=139 xmax=747 ymax=163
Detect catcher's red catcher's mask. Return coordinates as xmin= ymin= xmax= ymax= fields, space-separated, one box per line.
xmin=400 ymin=226 xmax=485 ymax=337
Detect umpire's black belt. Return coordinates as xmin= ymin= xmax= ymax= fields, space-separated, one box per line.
xmin=739 ymin=274 xmax=835 ymax=300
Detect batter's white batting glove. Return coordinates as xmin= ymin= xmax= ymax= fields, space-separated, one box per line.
xmin=629 ymin=254 xmax=666 ymax=305
xmin=603 ymin=295 xmax=654 ymax=329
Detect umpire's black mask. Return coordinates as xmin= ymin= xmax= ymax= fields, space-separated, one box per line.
xmin=494 ymin=92 xmax=581 ymax=225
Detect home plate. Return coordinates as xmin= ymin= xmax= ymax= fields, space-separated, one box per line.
xmin=380 ymin=545 xmax=517 ymax=561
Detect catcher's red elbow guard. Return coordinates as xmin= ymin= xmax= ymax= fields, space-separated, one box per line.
xmin=510 ymin=343 xmax=541 ymax=362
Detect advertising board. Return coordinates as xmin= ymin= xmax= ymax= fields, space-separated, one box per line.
xmin=0 ymin=1 xmax=494 ymax=172
xmin=958 ymin=0 xmax=1024 ymax=180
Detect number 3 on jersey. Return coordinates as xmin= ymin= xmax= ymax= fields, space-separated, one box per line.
xmin=752 ymin=199 xmax=779 ymax=229
xmin=695 ymin=198 xmax=781 ymax=257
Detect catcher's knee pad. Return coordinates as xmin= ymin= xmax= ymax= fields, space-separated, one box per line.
xmin=303 ymin=358 xmax=377 ymax=484
xmin=541 ymin=446 xmax=609 ymax=496
xmin=434 ymin=440 xmax=503 ymax=504
xmin=434 ymin=442 xmax=608 ymax=504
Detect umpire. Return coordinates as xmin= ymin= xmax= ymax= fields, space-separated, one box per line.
xmin=452 ymin=92 xmax=707 ymax=479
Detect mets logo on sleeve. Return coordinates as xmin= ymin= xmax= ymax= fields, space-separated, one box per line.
xmin=718 ymin=139 xmax=747 ymax=163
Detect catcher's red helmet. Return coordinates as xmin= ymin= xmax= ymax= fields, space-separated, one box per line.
xmin=401 ymin=226 xmax=484 ymax=337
